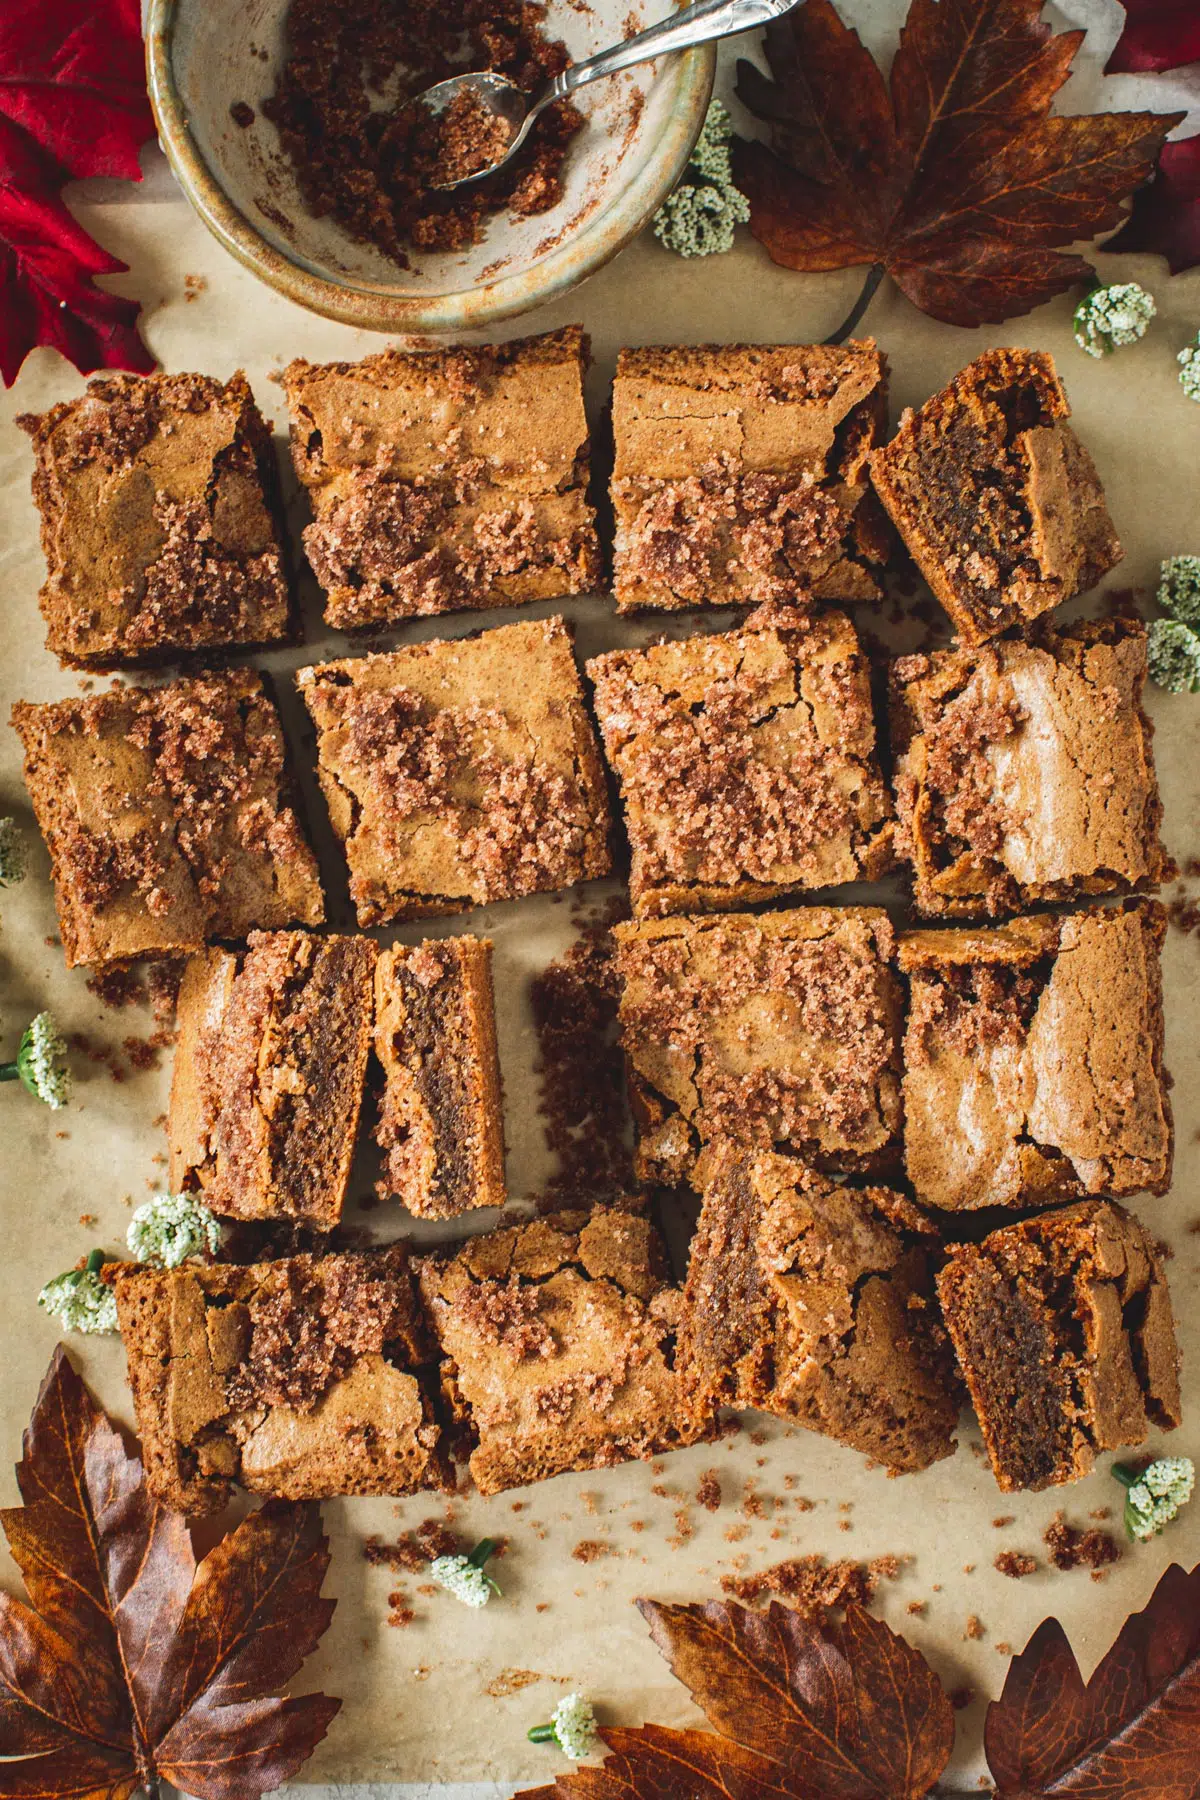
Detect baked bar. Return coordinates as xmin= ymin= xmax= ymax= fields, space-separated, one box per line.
xmin=415 ymin=1206 xmax=711 ymax=1495
xmin=613 ymin=907 xmax=902 ymax=1186
xmin=891 ymin=617 xmax=1169 ymax=919
xmin=937 ymin=1201 xmax=1181 ymax=1492
xmin=19 ymin=372 xmax=292 ymax=668
xmin=870 ymin=349 xmax=1121 ymax=644
xmin=170 ymin=930 xmax=377 ymax=1230
xmin=899 ymin=904 xmax=1172 ymax=1211
xmin=587 ymin=602 xmax=893 ymax=917
xmin=283 ymin=326 xmax=602 ymax=628
xmin=375 ymin=935 xmax=506 ymax=1218
xmin=680 ymin=1143 xmax=959 ymax=1472
xmin=611 ymin=341 xmax=890 ymax=612
xmin=113 ymin=1246 xmax=449 ymax=1514
xmin=297 ymin=616 xmax=611 ymax=925
xmin=12 ymin=670 xmax=323 ymax=968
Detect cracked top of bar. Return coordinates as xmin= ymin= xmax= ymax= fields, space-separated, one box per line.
xmin=297 ymin=616 xmax=612 ymax=925
xmin=12 ymin=669 xmax=323 ymax=967
xmin=283 ymin=326 xmax=601 ymax=627
xmin=610 ymin=340 xmax=891 ymax=612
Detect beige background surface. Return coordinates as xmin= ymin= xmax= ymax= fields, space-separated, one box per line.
xmin=2 ymin=6 xmax=1200 ymax=1792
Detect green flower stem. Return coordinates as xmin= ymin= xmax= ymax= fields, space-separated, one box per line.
xmin=1111 ymin=1463 xmax=1140 ymax=1489
xmin=467 ymin=1538 xmax=497 ymax=1569
xmin=527 ymin=1725 xmax=557 ymax=1744
xmin=0 ymin=1062 xmax=19 ymax=1082
xmin=83 ymin=1249 xmax=106 ymax=1276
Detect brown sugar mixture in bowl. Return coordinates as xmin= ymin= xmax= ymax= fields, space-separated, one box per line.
xmin=263 ymin=0 xmax=585 ymax=265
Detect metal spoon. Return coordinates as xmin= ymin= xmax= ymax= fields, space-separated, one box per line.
xmin=419 ymin=0 xmax=804 ymax=190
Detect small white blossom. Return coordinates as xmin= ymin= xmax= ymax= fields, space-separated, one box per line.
xmin=1073 ymin=281 xmax=1155 ymax=357
xmin=0 ymin=817 xmax=26 ymax=887
xmin=38 ymin=1265 xmax=117 ymax=1335
xmin=429 ymin=1553 xmax=495 ymax=1607
xmin=1178 ymin=335 xmax=1200 ymax=401
xmin=551 ymin=1693 xmax=598 ymax=1761
xmin=1158 ymin=555 xmax=1200 ymax=629
xmin=128 ymin=1193 xmax=222 ymax=1267
xmin=1123 ymin=1457 xmax=1195 ymax=1541
xmin=654 ymin=100 xmax=750 ymax=258
xmin=1147 ymin=617 xmax=1200 ymax=693
xmin=18 ymin=1013 xmax=70 ymax=1109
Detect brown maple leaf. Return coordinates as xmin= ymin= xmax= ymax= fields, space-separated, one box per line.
xmin=985 ymin=1560 xmax=1200 ymax=1798
xmin=733 ymin=0 xmax=1183 ymax=331
xmin=0 ymin=1347 xmax=341 ymax=1800
xmin=517 ymin=1597 xmax=954 ymax=1800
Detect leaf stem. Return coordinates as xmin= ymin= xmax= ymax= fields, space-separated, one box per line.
xmin=824 ymin=263 xmax=886 ymax=345
xmin=467 ymin=1537 xmax=497 ymax=1569
xmin=528 ymin=1723 xmax=557 ymax=1744
xmin=0 ymin=1062 xmax=18 ymax=1081
xmin=1111 ymin=1462 xmax=1140 ymax=1490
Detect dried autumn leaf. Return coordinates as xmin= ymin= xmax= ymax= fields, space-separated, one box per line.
xmin=0 ymin=1346 xmax=341 ymax=1800
xmin=515 ymin=1598 xmax=954 ymax=1800
xmin=1107 ymin=0 xmax=1200 ymax=74
xmin=1104 ymin=132 xmax=1200 ymax=272
xmin=732 ymin=0 xmax=1183 ymax=329
xmin=985 ymin=1560 xmax=1200 ymax=1797
xmin=0 ymin=0 xmax=156 ymax=385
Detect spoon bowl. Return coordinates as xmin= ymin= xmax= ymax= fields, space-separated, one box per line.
xmin=420 ymin=73 xmax=531 ymax=190
xmin=422 ymin=0 xmax=804 ymax=190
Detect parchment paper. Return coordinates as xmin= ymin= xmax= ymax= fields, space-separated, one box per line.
xmin=2 ymin=6 xmax=1199 ymax=1791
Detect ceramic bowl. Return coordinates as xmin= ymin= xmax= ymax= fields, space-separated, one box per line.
xmin=145 ymin=0 xmax=716 ymax=335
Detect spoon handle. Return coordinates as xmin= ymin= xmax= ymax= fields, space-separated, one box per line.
xmin=544 ymin=0 xmax=804 ymax=106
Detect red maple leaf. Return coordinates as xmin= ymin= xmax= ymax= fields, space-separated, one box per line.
xmin=1105 ymin=131 xmax=1200 ymax=272
xmin=1106 ymin=1 xmax=1200 ymax=74
xmin=0 ymin=0 xmax=156 ymax=385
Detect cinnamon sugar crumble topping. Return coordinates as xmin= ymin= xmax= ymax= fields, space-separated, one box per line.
xmin=338 ymin=683 xmax=596 ymax=896
xmin=589 ymin=605 xmax=892 ymax=906
xmin=616 ymin=913 xmax=901 ymax=1167
xmin=227 ymin=1252 xmax=419 ymax=1411
xmin=616 ymin=460 xmax=846 ymax=607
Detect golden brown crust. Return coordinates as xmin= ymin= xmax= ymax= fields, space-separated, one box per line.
xmin=296 ymin=616 xmax=612 ymax=926
xmin=890 ymin=616 xmax=1170 ymax=919
xmin=613 ymin=906 xmax=902 ymax=1186
xmin=169 ymin=930 xmax=377 ymax=1229
xmin=113 ymin=1247 xmax=450 ymax=1515
xmin=869 ymin=349 xmax=1121 ymax=645
xmin=610 ymin=340 xmax=890 ymax=612
xmin=415 ymin=1206 xmax=712 ymax=1495
xmin=18 ymin=370 xmax=293 ymax=668
xmin=937 ymin=1200 xmax=1181 ymax=1493
xmin=374 ymin=935 xmax=506 ymax=1219
xmin=587 ymin=603 xmax=894 ymax=917
xmin=679 ymin=1143 xmax=959 ymax=1473
xmin=12 ymin=670 xmax=324 ymax=968
xmin=282 ymin=327 xmax=601 ymax=627
xmin=900 ymin=903 xmax=1172 ymax=1211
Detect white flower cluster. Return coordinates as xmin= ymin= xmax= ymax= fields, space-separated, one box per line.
xmin=1179 ymin=334 xmax=1200 ymax=401
xmin=0 ymin=816 xmax=26 ymax=887
xmin=429 ymin=1553 xmax=495 ymax=1607
xmin=654 ymin=101 xmax=750 ymax=258
xmin=1123 ymin=1456 xmax=1195 ymax=1541
xmin=549 ymin=1692 xmax=598 ymax=1760
xmin=1073 ymin=281 xmax=1155 ymax=357
xmin=38 ymin=1261 xmax=117 ymax=1335
xmin=127 ymin=1192 xmax=222 ymax=1268
xmin=19 ymin=1012 xmax=70 ymax=1109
